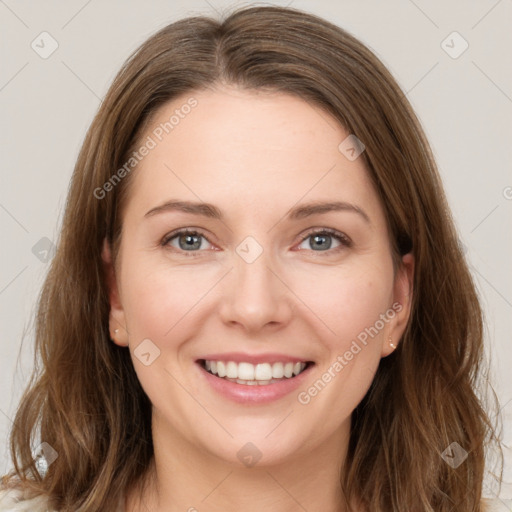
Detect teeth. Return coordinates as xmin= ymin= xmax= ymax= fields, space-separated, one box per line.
xmin=255 ymin=363 xmax=272 ymax=380
xmin=226 ymin=361 xmax=238 ymax=379
xmin=238 ymin=362 xmax=255 ymax=380
xmin=272 ymin=363 xmax=284 ymax=379
xmin=284 ymin=362 xmax=294 ymax=378
xmin=236 ymin=378 xmax=258 ymax=386
xmin=203 ymin=360 xmax=308 ymax=382
xmin=217 ymin=361 xmax=226 ymax=377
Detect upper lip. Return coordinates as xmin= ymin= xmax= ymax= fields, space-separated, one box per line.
xmin=197 ymin=352 xmax=313 ymax=365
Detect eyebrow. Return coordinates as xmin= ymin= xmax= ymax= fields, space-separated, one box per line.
xmin=144 ymin=199 xmax=371 ymax=224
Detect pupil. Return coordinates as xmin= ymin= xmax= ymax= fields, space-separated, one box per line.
xmin=180 ymin=234 xmax=200 ymax=250
xmin=312 ymin=234 xmax=331 ymax=251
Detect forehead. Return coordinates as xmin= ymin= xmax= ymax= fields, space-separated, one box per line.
xmin=123 ymin=86 xmax=384 ymax=225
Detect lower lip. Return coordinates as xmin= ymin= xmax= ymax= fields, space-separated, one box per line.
xmin=197 ymin=362 xmax=314 ymax=404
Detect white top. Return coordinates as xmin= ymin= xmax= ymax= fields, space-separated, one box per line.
xmin=0 ymin=487 xmax=124 ymax=511
xmin=0 ymin=489 xmax=49 ymax=511
xmin=0 ymin=488 xmax=510 ymax=511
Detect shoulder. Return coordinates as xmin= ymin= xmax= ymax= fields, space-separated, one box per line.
xmin=0 ymin=487 xmax=125 ymax=511
xmin=481 ymin=497 xmax=512 ymax=511
xmin=0 ymin=487 xmax=53 ymax=512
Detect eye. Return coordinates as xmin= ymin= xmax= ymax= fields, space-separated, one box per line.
xmin=296 ymin=228 xmax=352 ymax=253
xmin=161 ymin=227 xmax=352 ymax=256
xmin=162 ymin=229 xmax=214 ymax=254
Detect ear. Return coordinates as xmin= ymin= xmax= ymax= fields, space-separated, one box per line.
xmin=102 ymin=238 xmax=129 ymax=347
xmin=381 ymin=252 xmax=414 ymax=357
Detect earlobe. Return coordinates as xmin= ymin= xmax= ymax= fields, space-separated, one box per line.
xmin=101 ymin=238 xmax=129 ymax=347
xmin=382 ymin=252 xmax=415 ymax=357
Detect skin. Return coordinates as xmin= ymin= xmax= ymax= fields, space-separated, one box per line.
xmin=102 ymin=85 xmax=414 ymax=512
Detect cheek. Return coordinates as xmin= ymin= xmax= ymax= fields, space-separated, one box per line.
xmin=292 ymin=259 xmax=394 ymax=345
xmin=120 ymin=254 xmax=220 ymax=342
xmin=291 ymin=263 xmax=394 ymax=434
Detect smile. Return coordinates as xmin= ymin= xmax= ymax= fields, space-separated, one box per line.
xmin=201 ymin=360 xmax=310 ymax=386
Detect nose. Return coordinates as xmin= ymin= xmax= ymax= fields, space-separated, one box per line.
xmin=218 ymin=245 xmax=294 ymax=334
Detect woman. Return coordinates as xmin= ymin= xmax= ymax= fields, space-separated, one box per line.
xmin=0 ymin=5 xmax=505 ymax=511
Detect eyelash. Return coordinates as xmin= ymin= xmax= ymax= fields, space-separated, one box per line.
xmin=161 ymin=228 xmax=352 ymax=257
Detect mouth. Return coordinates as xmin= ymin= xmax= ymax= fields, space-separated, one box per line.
xmin=198 ymin=359 xmax=314 ymax=386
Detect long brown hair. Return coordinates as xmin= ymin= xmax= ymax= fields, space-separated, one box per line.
xmin=3 ymin=6 xmax=503 ymax=511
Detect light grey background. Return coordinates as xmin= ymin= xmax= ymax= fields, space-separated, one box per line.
xmin=1 ymin=0 xmax=511 ymax=502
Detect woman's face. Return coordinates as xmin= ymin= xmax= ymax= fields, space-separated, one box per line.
xmin=104 ymin=86 xmax=413 ymax=468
